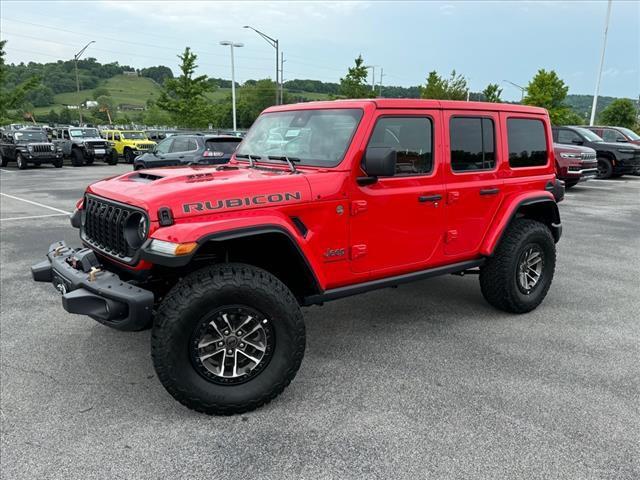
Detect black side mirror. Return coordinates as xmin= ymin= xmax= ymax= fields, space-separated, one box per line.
xmin=571 ymin=139 xmax=584 ymax=145
xmin=358 ymin=147 xmax=397 ymax=185
xmin=616 ymin=138 xmax=628 ymax=143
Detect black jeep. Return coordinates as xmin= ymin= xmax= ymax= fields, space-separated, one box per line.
xmin=0 ymin=128 xmax=64 ymax=169
xmin=52 ymin=127 xmax=117 ymax=167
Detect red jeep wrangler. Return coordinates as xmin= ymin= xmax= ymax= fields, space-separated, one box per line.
xmin=32 ymin=100 xmax=564 ymax=414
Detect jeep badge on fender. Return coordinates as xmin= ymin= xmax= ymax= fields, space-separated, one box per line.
xmin=32 ymin=99 xmax=563 ymax=415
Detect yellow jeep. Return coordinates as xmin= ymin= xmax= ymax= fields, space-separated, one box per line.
xmin=102 ymin=130 xmax=156 ymax=164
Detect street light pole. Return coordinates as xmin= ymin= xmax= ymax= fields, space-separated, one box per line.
xmin=378 ymin=67 xmax=384 ymax=97
xmin=503 ymin=79 xmax=526 ymax=102
xmin=590 ymin=0 xmax=613 ymax=126
xmin=243 ymin=26 xmax=280 ymax=105
xmin=364 ymin=65 xmax=376 ymax=91
xmin=74 ymin=40 xmax=95 ymax=125
xmin=220 ymin=41 xmax=244 ymax=131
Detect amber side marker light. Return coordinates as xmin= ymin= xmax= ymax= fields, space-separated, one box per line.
xmin=148 ymin=240 xmax=198 ymax=256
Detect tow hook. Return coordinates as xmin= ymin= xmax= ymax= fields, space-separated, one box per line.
xmin=88 ymin=266 xmax=102 ymax=282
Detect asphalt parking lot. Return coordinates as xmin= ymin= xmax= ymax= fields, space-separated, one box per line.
xmin=1 ymin=163 xmax=639 ymax=480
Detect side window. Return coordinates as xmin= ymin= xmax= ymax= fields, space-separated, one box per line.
xmin=63 ymin=130 xmax=70 ymax=140
xmin=170 ymin=137 xmax=190 ymax=153
xmin=507 ymin=118 xmax=548 ymax=168
xmin=368 ymin=117 xmax=433 ymax=175
xmin=156 ymin=138 xmax=173 ymax=154
xmin=188 ymin=139 xmax=198 ymax=151
xmin=602 ymin=129 xmax=625 ymax=142
xmin=449 ymin=117 xmax=495 ymax=172
xmin=556 ymin=129 xmax=581 ymax=145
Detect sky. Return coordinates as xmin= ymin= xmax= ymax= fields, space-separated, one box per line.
xmin=1 ymin=0 xmax=638 ymax=101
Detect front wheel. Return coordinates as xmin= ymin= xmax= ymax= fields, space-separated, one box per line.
xmin=564 ymin=179 xmax=578 ymax=189
xmin=596 ymin=157 xmax=613 ymax=179
xmin=151 ymin=263 xmax=306 ymax=415
xmin=124 ymin=149 xmax=135 ymax=164
xmin=480 ymin=219 xmax=556 ymax=313
xmin=16 ymin=152 xmax=27 ymax=170
xmin=53 ymin=158 xmax=63 ymax=168
xmin=71 ymin=149 xmax=84 ymax=167
xmin=0 ymin=153 xmax=8 ymax=167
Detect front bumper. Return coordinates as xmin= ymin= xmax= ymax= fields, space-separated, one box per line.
xmin=614 ymin=156 xmax=640 ymax=174
xmin=31 ymin=241 xmax=154 ymax=330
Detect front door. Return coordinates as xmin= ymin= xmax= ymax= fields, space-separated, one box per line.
xmin=443 ymin=112 xmax=503 ymax=257
xmin=350 ymin=112 xmax=446 ymax=274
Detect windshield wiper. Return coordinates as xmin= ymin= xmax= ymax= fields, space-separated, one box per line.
xmin=267 ymin=155 xmax=301 ymax=173
xmin=235 ymin=153 xmax=262 ymax=168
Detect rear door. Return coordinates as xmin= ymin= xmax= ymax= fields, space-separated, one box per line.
xmin=349 ymin=111 xmax=446 ymax=274
xmin=443 ymin=111 xmax=503 ymax=257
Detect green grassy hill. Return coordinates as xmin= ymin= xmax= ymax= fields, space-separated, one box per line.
xmin=32 ymin=74 xmax=331 ymax=119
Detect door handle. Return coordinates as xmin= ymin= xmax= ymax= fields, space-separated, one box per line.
xmin=418 ymin=194 xmax=442 ymax=203
xmin=479 ymin=188 xmax=500 ymax=196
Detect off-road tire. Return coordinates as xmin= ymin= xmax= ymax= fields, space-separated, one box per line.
xmin=16 ymin=153 xmax=27 ymax=170
xmin=124 ymin=148 xmax=135 ymax=164
xmin=479 ymin=219 xmax=556 ymax=314
xmin=71 ymin=149 xmax=84 ymax=167
xmin=0 ymin=153 xmax=7 ymax=167
xmin=85 ymin=157 xmax=94 ymax=165
xmin=110 ymin=150 xmax=119 ymax=165
xmin=564 ymin=179 xmax=578 ymax=189
xmin=53 ymin=158 xmax=63 ymax=168
xmin=151 ymin=263 xmax=306 ymax=415
xmin=596 ymin=157 xmax=613 ymax=179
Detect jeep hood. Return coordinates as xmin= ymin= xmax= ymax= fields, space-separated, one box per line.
xmin=86 ymin=165 xmax=313 ymax=221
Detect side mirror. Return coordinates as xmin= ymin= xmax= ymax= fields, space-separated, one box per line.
xmin=616 ymin=138 xmax=628 ymax=143
xmin=571 ymin=139 xmax=584 ymax=145
xmin=359 ymin=147 xmax=397 ymax=185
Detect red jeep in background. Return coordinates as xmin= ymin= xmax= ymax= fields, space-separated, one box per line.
xmin=553 ymin=142 xmax=598 ymax=188
xmin=32 ymin=99 xmax=564 ymax=415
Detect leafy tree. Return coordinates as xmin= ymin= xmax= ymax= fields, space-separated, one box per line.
xmin=420 ymin=70 xmax=468 ymax=100
xmin=46 ymin=109 xmax=60 ymax=124
xmin=523 ymin=69 xmax=574 ymax=124
xmin=20 ymin=102 xmax=37 ymax=124
xmin=598 ymin=98 xmax=637 ymax=128
xmin=59 ymin=107 xmax=74 ymax=124
xmin=95 ymin=95 xmax=115 ymax=124
xmin=0 ymin=40 xmax=41 ymax=122
xmin=339 ymin=55 xmax=375 ymax=99
xmin=482 ymin=83 xmax=502 ymax=103
xmin=140 ymin=66 xmax=174 ymax=85
xmin=156 ymin=47 xmax=215 ymax=128
xmin=93 ymin=87 xmax=110 ymax=99
xmin=143 ymin=104 xmax=173 ymax=126
xmin=556 ymin=110 xmax=585 ymax=126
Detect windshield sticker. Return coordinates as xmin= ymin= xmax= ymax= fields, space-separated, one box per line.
xmin=183 ymin=191 xmax=302 ymax=214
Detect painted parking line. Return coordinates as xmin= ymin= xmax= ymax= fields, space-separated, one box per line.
xmin=1 ymin=213 xmax=69 ymax=222
xmin=0 ymin=169 xmax=15 ymax=173
xmin=0 ymin=192 xmax=71 ymax=214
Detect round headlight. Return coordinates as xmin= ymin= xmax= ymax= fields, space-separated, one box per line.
xmin=124 ymin=212 xmax=148 ymax=249
xmin=50 ymin=145 xmax=55 ymax=151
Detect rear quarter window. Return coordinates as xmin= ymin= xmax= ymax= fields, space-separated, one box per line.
xmin=205 ymin=139 xmax=241 ymax=154
xmin=507 ymin=118 xmax=548 ymax=168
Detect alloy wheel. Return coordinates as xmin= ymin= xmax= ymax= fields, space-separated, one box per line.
xmin=516 ymin=246 xmax=544 ymax=294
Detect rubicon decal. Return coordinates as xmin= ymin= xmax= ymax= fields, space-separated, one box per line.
xmin=183 ymin=192 xmax=302 ymax=213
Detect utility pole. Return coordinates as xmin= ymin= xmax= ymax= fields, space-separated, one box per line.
xmin=280 ymin=52 xmax=285 ymax=104
xmin=378 ymin=67 xmax=384 ymax=97
xmin=220 ymin=41 xmax=244 ymax=131
xmin=243 ymin=26 xmax=280 ymax=105
xmin=590 ymin=0 xmax=613 ymax=126
xmin=73 ymin=40 xmax=95 ymax=126
xmin=364 ymin=65 xmax=377 ymax=92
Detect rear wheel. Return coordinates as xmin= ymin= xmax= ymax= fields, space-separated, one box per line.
xmin=151 ymin=263 xmax=305 ymax=415
xmin=480 ymin=219 xmax=556 ymax=313
xmin=16 ymin=152 xmax=27 ymax=170
xmin=0 ymin=152 xmax=8 ymax=167
xmin=71 ymin=149 xmax=84 ymax=167
xmin=596 ymin=157 xmax=613 ymax=179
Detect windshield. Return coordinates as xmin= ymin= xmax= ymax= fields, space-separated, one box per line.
xmin=618 ymin=127 xmax=640 ymax=141
xmin=14 ymin=131 xmax=47 ymax=142
xmin=122 ymin=131 xmax=147 ymax=140
xmin=572 ymin=127 xmax=603 ymax=142
xmin=70 ymin=128 xmax=99 ymax=138
xmin=236 ymin=108 xmax=363 ymax=167
xmin=205 ymin=139 xmax=241 ymax=154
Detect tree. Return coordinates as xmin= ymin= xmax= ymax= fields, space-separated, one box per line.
xmin=59 ymin=107 xmax=74 ymax=124
xmin=339 ymin=55 xmax=375 ymax=99
xmin=46 ymin=109 xmax=60 ymax=124
xmin=523 ymin=69 xmax=572 ymax=125
xmin=143 ymin=104 xmax=172 ymax=126
xmin=93 ymin=87 xmax=110 ymax=99
xmin=140 ymin=66 xmax=174 ymax=85
xmin=20 ymin=102 xmax=37 ymax=124
xmin=0 ymin=40 xmax=41 ymax=122
xmin=156 ymin=47 xmax=215 ymax=128
xmin=420 ymin=70 xmax=468 ymax=100
xmin=599 ymin=98 xmax=637 ymax=128
xmin=482 ymin=83 xmax=502 ymax=103
xmin=96 ymin=95 xmax=114 ymax=124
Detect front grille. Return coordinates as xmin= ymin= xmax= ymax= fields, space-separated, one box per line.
xmin=82 ymin=195 xmax=144 ymax=261
xmin=137 ymin=143 xmax=154 ymax=151
xmin=31 ymin=144 xmax=54 ymax=154
xmin=87 ymin=141 xmax=108 ymax=149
